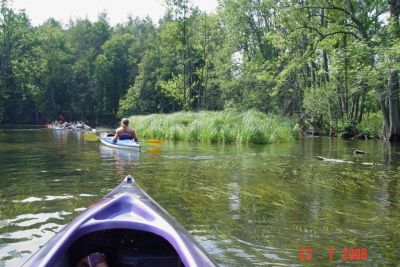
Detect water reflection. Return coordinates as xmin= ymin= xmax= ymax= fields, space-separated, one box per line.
xmin=381 ymin=141 xmax=400 ymax=168
xmin=50 ymin=128 xmax=69 ymax=145
xmin=146 ymin=147 xmax=162 ymax=157
xmin=99 ymin=144 xmax=140 ymax=161
xmin=227 ymin=182 xmax=240 ymax=220
xmin=99 ymin=144 xmax=140 ymax=176
xmin=380 ymin=142 xmax=400 ymax=212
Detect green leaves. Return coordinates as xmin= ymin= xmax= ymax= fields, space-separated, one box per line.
xmin=159 ymin=74 xmax=185 ymax=105
xmin=0 ymin=0 xmax=396 ymax=132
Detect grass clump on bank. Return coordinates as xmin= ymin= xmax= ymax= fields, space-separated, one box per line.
xmin=129 ymin=110 xmax=299 ymax=144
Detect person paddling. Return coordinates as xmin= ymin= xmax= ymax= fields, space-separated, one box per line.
xmin=113 ymin=118 xmax=138 ymax=142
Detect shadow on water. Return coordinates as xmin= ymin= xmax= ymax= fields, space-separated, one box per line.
xmin=0 ymin=130 xmax=400 ymax=266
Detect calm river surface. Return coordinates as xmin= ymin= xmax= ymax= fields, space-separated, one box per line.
xmin=0 ymin=128 xmax=400 ymax=266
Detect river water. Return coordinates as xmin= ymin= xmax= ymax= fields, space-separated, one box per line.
xmin=0 ymin=128 xmax=399 ymax=266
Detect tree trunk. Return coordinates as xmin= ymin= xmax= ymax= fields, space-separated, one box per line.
xmin=358 ymin=82 xmax=368 ymax=124
xmin=385 ymin=0 xmax=400 ymax=141
xmin=327 ymin=100 xmax=334 ymax=136
xmin=202 ymin=13 xmax=208 ymax=110
xmin=343 ymin=34 xmax=349 ymax=116
xmin=379 ymin=93 xmax=390 ymax=139
xmin=182 ymin=5 xmax=188 ymax=111
xmin=320 ymin=9 xmax=329 ymax=84
xmin=35 ymin=99 xmax=39 ymax=123
xmin=350 ymin=93 xmax=359 ymax=124
xmin=322 ymin=50 xmax=329 ymax=83
xmin=388 ymin=70 xmax=400 ymax=141
xmin=309 ymin=62 xmax=316 ymax=87
xmin=304 ymin=63 xmax=311 ymax=88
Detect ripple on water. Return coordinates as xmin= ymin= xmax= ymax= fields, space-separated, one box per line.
xmin=0 ymin=211 xmax=69 ymax=265
xmin=162 ymin=154 xmax=215 ymax=160
xmin=10 ymin=212 xmax=70 ymax=229
xmin=12 ymin=195 xmax=74 ymax=203
xmin=0 ymin=225 xmax=64 ymax=265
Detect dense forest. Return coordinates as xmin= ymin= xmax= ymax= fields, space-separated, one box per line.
xmin=0 ymin=0 xmax=399 ymax=140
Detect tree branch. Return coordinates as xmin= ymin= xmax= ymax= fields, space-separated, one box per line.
xmin=290 ymin=25 xmax=361 ymax=40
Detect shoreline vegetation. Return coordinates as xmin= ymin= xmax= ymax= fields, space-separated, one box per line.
xmin=0 ymin=111 xmax=383 ymax=142
xmin=129 ymin=111 xmax=299 ymax=144
xmin=128 ymin=110 xmax=384 ymax=144
xmin=0 ymin=1 xmax=396 ymax=141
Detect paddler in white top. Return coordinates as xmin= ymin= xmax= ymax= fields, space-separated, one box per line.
xmin=113 ymin=118 xmax=139 ymax=142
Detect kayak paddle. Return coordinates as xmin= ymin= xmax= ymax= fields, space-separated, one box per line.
xmin=83 ymin=132 xmax=100 ymax=141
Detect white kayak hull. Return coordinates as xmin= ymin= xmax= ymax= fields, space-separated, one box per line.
xmin=100 ymin=133 xmax=141 ymax=150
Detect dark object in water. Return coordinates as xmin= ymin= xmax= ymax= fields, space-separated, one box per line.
xmin=353 ymin=150 xmax=369 ymax=155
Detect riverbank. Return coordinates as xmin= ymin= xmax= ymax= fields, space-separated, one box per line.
xmin=303 ymin=112 xmax=383 ymax=140
xmin=129 ymin=111 xmax=299 ymax=144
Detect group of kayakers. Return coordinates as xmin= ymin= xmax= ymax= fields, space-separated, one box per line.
xmin=46 ymin=117 xmax=138 ymax=144
xmin=46 ymin=120 xmax=90 ymax=130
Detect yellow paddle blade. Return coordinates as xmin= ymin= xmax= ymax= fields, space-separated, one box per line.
xmin=147 ymin=139 xmax=162 ymax=145
xmin=84 ymin=132 xmax=100 ymax=141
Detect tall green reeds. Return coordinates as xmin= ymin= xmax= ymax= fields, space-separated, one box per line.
xmin=129 ymin=110 xmax=298 ymax=144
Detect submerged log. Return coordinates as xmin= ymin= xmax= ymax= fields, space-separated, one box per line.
xmin=361 ymin=162 xmax=382 ymax=166
xmin=353 ymin=150 xmax=369 ymax=154
xmin=315 ymin=156 xmax=354 ymax=163
xmin=316 ymin=156 xmax=381 ymax=166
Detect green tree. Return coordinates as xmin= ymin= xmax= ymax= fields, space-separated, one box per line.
xmin=34 ymin=19 xmax=73 ymax=121
xmin=67 ymin=16 xmax=110 ymax=123
xmin=118 ymin=49 xmax=165 ymax=115
xmin=94 ymin=33 xmax=137 ymax=121
xmin=0 ymin=1 xmax=36 ymax=122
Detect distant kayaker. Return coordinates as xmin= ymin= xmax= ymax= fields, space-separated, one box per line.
xmin=113 ymin=118 xmax=138 ymax=142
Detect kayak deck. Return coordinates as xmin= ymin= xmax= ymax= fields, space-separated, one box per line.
xmin=24 ymin=176 xmax=215 ymax=267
